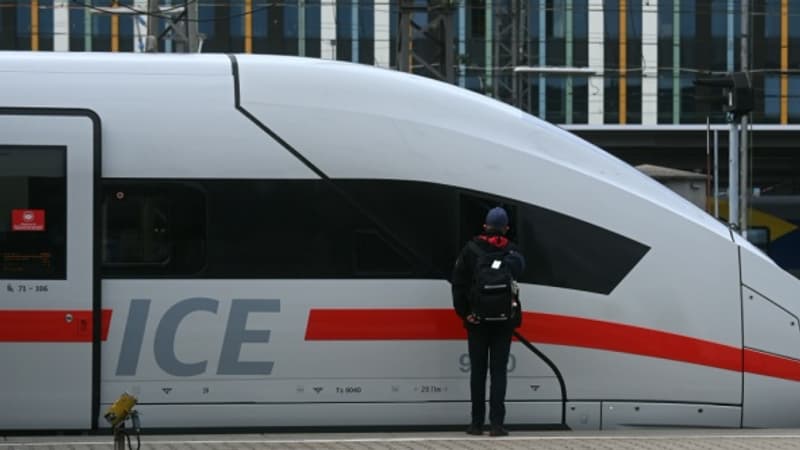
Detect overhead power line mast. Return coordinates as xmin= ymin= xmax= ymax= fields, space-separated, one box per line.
xmin=85 ymin=0 xmax=201 ymax=52
xmin=740 ymin=0 xmax=750 ymax=236
xmin=397 ymin=0 xmax=456 ymax=83
xmin=495 ymin=0 xmax=532 ymax=111
xmin=694 ymin=72 xmax=753 ymax=232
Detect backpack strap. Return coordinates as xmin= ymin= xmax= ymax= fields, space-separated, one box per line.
xmin=469 ymin=240 xmax=511 ymax=260
xmin=467 ymin=240 xmax=485 ymax=257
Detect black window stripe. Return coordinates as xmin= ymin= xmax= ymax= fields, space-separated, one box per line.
xmin=100 ymin=178 xmax=649 ymax=294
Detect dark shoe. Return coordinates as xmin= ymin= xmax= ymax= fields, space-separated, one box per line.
xmin=466 ymin=424 xmax=483 ymax=435
xmin=489 ymin=426 xmax=509 ymax=437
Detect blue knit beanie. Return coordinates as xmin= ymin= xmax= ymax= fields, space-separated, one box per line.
xmin=485 ymin=207 xmax=509 ymax=229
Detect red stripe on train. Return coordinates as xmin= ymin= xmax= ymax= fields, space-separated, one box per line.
xmin=0 ymin=309 xmax=112 ymax=342
xmin=744 ymin=348 xmax=800 ymax=382
xmin=305 ymin=308 xmax=745 ymax=371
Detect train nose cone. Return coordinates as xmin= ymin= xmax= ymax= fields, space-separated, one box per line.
xmin=737 ymin=233 xmax=800 ymax=427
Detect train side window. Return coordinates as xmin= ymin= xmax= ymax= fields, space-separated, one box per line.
xmin=354 ymin=229 xmax=413 ymax=275
xmin=102 ymin=182 xmax=206 ymax=276
xmin=515 ymin=197 xmax=649 ymax=294
xmin=202 ymin=180 xmax=416 ymax=278
xmin=103 ymin=191 xmax=170 ymax=265
xmin=457 ymin=190 xmax=649 ymax=294
xmin=458 ymin=193 xmax=517 ymax=244
xmin=338 ymin=179 xmax=459 ymax=278
xmin=0 ymin=147 xmax=66 ymax=279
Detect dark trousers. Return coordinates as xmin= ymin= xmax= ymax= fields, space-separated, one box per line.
xmin=467 ymin=323 xmax=513 ymax=427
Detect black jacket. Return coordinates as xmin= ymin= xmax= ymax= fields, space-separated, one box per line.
xmin=451 ymin=231 xmax=526 ymax=322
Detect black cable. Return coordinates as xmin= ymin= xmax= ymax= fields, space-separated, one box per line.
xmin=513 ymin=330 xmax=569 ymax=429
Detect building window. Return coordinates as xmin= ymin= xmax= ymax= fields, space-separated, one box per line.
xmin=657 ymin=0 xmax=674 ymax=123
xmin=764 ymin=75 xmax=780 ymax=123
xmin=303 ymin=0 xmax=322 ymax=57
xmin=789 ymin=76 xmax=800 ymax=123
xmin=626 ymin=0 xmax=642 ymax=124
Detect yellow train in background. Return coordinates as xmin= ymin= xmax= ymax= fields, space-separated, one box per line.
xmin=714 ymin=196 xmax=800 ymax=278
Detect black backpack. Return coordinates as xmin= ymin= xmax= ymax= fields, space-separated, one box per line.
xmin=468 ymin=241 xmax=517 ymax=322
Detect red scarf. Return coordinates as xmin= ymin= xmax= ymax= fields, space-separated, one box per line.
xmin=477 ymin=234 xmax=509 ymax=248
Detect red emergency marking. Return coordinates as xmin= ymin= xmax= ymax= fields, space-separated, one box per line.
xmin=0 ymin=309 xmax=112 ymax=342
xmin=11 ymin=209 xmax=45 ymax=231
xmin=305 ymin=308 xmax=800 ymax=382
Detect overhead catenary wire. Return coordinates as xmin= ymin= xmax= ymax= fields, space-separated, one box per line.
xmin=25 ymin=1 xmax=797 ymax=86
xmin=70 ymin=0 xmax=271 ymax=22
xmin=38 ymin=0 xmax=792 ymax=58
xmin=18 ymin=1 xmax=798 ymax=18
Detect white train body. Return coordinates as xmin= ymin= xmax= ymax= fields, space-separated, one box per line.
xmin=0 ymin=52 xmax=798 ymax=431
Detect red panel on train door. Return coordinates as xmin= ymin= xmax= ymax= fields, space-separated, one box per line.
xmin=11 ymin=209 xmax=46 ymax=231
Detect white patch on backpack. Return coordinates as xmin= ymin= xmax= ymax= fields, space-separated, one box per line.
xmin=491 ymin=260 xmax=502 ymax=269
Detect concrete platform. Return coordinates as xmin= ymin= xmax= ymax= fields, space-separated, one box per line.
xmin=3 ymin=429 xmax=800 ymax=450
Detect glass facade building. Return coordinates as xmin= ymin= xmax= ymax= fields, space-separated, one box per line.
xmin=0 ymin=0 xmax=795 ymax=125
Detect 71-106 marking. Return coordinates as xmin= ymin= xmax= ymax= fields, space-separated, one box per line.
xmin=7 ymin=284 xmax=48 ymax=293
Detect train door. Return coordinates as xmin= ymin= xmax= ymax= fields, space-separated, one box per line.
xmin=0 ymin=110 xmax=100 ymax=430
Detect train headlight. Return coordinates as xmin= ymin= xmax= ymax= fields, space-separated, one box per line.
xmin=104 ymin=392 xmax=138 ymax=428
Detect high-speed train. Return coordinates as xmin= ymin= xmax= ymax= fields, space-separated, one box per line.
xmin=1 ymin=52 xmax=799 ymax=432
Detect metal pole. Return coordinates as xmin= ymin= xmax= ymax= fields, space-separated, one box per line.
xmin=443 ymin=4 xmax=455 ymax=84
xmin=565 ymin=0 xmax=573 ymax=123
xmin=729 ymin=122 xmax=740 ymax=230
xmin=321 ymin=0 xmax=337 ymax=60
xmin=538 ymin=0 xmax=545 ymax=117
xmin=727 ymin=0 xmax=734 ymax=72
xmin=512 ymin=0 xmax=519 ymax=107
xmin=299 ymin=0 xmax=306 ymax=56
xmin=672 ymin=0 xmax=680 ymax=123
xmin=187 ymin=0 xmax=199 ymax=52
xmin=740 ymin=117 xmax=749 ymax=235
xmin=458 ymin=0 xmax=465 ymax=87
xmin=398 ymin=1 xmax=410 ymax=71
xmin=134 ymin=0 xmax=148 ymax=52
xmin=165 ymin=0 xmax=172 ymax=52
xmin=486 ymin=0 xmax=493 ymax=96
xmin=352 ymin=0 xmax=359 ymax=62
xmin=85 ymin=0 xmax=92 ymax=51
xmin=31 ymin=0 xmax=39 ymax=50
xmin=706 ymin=117 xmax=711 ymax=214
xmin=714 ymin=129 xmax=719 ymax=218
xmin=740 ymin=0 xmax=749 ymax=237
xmin=491 ymin=0 xmax=498 ymax=98
xmin=146 ymin=0 xmax=158 ymax=52
xmin=245 ymin=0 xmax=253 ymax=53
xmin=54 ymin=0 xmax=69 ymax=51
xmin=619 ymin=0 xmax=627 ymax=124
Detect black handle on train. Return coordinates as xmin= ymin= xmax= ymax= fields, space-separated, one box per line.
xmin=513 ymin=330 xmax=569 ymax=429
